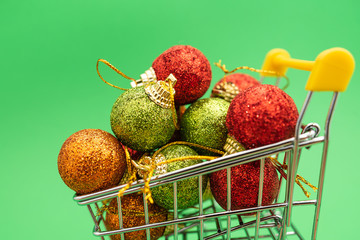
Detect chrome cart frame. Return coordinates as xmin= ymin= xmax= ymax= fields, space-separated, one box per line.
xmin=73 ymin=47 xmax=354 ymax=240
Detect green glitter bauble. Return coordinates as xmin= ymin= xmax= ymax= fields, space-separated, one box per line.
xmin=110 ymin=86 xmax=176 ymax=152
xmin=151 ymin=145 xmax=208 ymax=210
xmin=180 ymin=98 xmax=230 ymax=155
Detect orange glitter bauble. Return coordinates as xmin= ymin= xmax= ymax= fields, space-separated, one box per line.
xmin=58 ymin=129 xmax=127 ymax=195
xmin=105 ymin=193 xmax=167 ymax=240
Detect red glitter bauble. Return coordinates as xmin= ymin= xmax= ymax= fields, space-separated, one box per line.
xmin=210 ymin=160 xmax=280 ymax=212
xmin=226 ymin=85 xmax=299 ymax=149
xmin=152 ymin=45 xmax=212 ymax=105
xmin=211 ymin=73 xmax=260 ymax=99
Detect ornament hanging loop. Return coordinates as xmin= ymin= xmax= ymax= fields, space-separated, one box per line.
xmin=131 ymin=159 xmax=152 ymax=172
xmin=214 ymin=60 xmax=290 ymax=90
xmin=215 ymin=60 xmax=284 ymax=76
xmin=96 ymin=59 xmax=137 ymax=90
xmin=165 ymin=75 xmax=179 ymax=130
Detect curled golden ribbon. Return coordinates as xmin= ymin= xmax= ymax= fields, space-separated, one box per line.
xmin=269 ymin=157 xmax=317 ymax=198
xmin=118 ymin=141 xmax=224 ymax=204
xmin=96 ymin=59 xmax=137 ymax=90
xmin=96 ymin=59 xmax=179 ymax=130
xmin=214 ymin=60 xmax=290 ymax=90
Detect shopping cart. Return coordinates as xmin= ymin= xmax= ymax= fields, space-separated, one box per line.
xmin=73 ymin=48 xmax=355 ymax=240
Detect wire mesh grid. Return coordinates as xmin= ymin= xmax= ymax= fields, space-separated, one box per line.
xmin=85 ymin=194 xmax=308 ymax=240
xmin=74 ymin=78 xmax=340 ymax=240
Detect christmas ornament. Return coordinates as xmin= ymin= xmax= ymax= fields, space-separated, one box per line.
xmin=226 ymin=84 xmax=299 ymax=149
xmin=58 ymin=129 xmax=127 ymax=195
xmin=111 ymin=76 xmax=177 ymax=152
xmin=180 ymin=98 xmax=230 ymax=155
xmin=210 ymin=159 xmax=280 ymax=212
xmin=150 ymin=145 xmax=208 ymax=210
xmin=147 ymin=45 xmax=212 ymax=105
xmin=105 ymin=193 xmax=167 ymax=240
xmin=211 ymin=73 xmax=260 ymax=102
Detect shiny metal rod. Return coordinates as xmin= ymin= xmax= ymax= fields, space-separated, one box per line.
xmin=77 ymin=136 xmax=324 ymax=206
xmin=275 ymin=76 xmax=281 ymax=87
xmin=143 ymin=192 xmax=150 ymax=240
xmin=226 ymin=167 xmax=232 ymax=240
xmin=281 ymin=150 xmax=293 ymax=239
xmin=117 ymin=196 xmax=124 ymax=240
xmin=285 ymin=91 xmax=313 ymax=229
xmin=174 ymin=181 xmax=178 ymax=240
xmin=87 ymin=205 xmax=105 ymax=240
xmin=199 ymin=175 xmax=204 ymax=239
xmin=205 ymin=215 xmax=280 ymax=240
xmin=211 ymin=199 xmax=223 ymax=234
xmin=312 ymin=92 xmax=339 ymax=240
xmin=255 ymin=158 xmax=265 ymax=240
xmin=74 ymin=130 xmax=319 ymax=203
xmin=93 ymin=200 xmax=316 ymax=237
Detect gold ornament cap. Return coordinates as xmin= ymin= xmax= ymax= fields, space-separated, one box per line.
xmin=133 ymin=154 xmax=167 ymax=178
xmin=145 ymin=74 xmax=177 ymax=109
xmin=131 ymin=67 xmax=157 ymax=88
xmin=223 ymin=134 xmax=246 ymax=155
xmin=212 ymin=81 xmax=240 ymax=102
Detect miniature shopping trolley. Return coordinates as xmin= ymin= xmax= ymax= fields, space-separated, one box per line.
xmin=73 ymin=47 xmax=355 ymax=240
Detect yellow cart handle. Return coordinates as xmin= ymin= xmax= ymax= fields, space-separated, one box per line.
xmin=261 ymin=48 xmax=355 ymax=92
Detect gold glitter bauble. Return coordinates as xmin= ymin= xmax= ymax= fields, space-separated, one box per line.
xmin=58 ymin=129 xmax=127 ymax=195
xmin=105 ymin=193 xmax=167 ymax=240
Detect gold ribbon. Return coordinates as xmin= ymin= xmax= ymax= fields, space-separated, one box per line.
xmin=214 ymin=60 xmax=290 ymax=90
xmin=96 ymin=59 xmax=137 ymax=90
xmin=269 ymin=157 xmax=317 ymax=198
xmin=159 ymin=79 xmax=179 ymax=130
xmin=118 ymin=141 xmax=224 ymax=204
xmin=117 ymin=146 xmax=138 ymax=198
xmin=96 ymin=59 xmax=179 ymax=130
xmin=117 ymin=139 xmax=315 ymax=207
xmin=97 ymin=200 xmax=168 ymax=217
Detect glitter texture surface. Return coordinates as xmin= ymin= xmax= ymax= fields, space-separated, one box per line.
xmin=152 ymin=45 xmax=212 ymax=105
xmin=105 ymin=193 xmax=167 ymax=240
xmin=58 ymin=129 xmax=127 ymax=195
xmin=210 ymin=159 xmax=280 ymax=212
xmin=180 ymin=98 xmax=230 ymax=155
xmin=211 ymin=73 xmax=260 ymax=101
xmin=151 ymin=145 xmax=208 ymax=210
xmin=111 ymin=86 xmax=175 ymax=152
xmin=226 ymin=85 xmax=299 ymax=149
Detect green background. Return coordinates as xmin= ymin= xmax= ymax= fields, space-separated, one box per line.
xmin=1 ymin=0 xmax=359 ymax=239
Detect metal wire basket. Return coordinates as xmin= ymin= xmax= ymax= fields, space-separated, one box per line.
xmin=73 ymin=47 xmax=355 ymax=240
